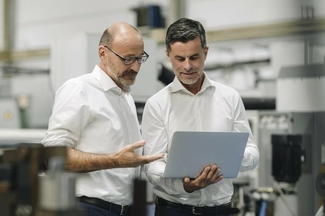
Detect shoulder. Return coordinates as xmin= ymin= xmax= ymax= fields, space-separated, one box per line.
xmin=65 ymin=73 xmax=95 ymax=86
xmin=58 ymin=74 xmax=97 ymax=93
xmin=53 ymin=74 xmax=101 ymax=105
xmin=210 ymin=79 xmax=240 ymax=98
xmin=146 ymin=84 xmax=172 ymax=104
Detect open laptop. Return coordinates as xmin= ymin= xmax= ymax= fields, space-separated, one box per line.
xmin=163 ymin=131 xmax=249 ymax=179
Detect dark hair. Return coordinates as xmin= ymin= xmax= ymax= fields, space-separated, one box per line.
xmin=165 ymin=18 xmax=206 ymax=52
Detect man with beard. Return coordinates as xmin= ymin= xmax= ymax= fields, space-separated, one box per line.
xmin=141 ymin=18 xmax=259 ymax=216
xmin=42 ymin=22 xmax=164 ymax=216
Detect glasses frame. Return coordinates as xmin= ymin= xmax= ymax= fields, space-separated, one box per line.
xmin=104 ymin=46 xmax=149 ymax=65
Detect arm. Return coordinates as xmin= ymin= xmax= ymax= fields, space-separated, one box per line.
xmin=142 ymin=100 xmax=186 ymax=195
xmin=66 ymin=140 xmax=164 ymax=172
xmin=43 ymin=83 xmax=164 ymax=173
xmin=232 ymin=94 xmax=259 ymax=171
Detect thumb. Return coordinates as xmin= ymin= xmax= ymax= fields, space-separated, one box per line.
xmin=183 ymin=177 xmax=190 ymax=184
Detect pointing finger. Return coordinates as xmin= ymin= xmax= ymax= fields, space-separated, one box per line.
xmin=129 ymin=140 xmax=146 ymax=150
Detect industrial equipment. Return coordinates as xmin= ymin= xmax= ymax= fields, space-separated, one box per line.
xmin=277 ymin=64 xmax=325 ymax=112
xmin=315 ymin=172 xmax=325 ymax=216
xmin=0 ymin=144 xmax=83 ymax=216
xmin=271 ymin=134 xmax=303 ymax=216
xmin=256 ymin=111 xmax=318 ymax=216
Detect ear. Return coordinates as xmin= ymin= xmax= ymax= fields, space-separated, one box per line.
xmin=99 ymin=46 xmax=106 ymax=59
xmin=165 ymin=48 xmax=170 ymax=60
xmin=204 ymin=46 xmax=209 ymax=60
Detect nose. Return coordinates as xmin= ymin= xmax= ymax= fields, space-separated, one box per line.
xmin=183 ymin=59 xmax=192 ymax=71
xmin=130 ymin=61 xmax=141 ymax=72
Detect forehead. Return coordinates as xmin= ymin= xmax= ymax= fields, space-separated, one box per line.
xmin=112 ymin=35 xmax=144 ymax=55
xmin=169 ymin=37 xmax=203 ymax=56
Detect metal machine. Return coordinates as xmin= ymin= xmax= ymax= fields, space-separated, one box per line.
xmin=271 ymin=134 xmax=303 ymax=216
xmin=0 ymin=144 xmax=84 ymax=216
xmin=252 ymin=64 xmax=325 ymax=216
xmin=315 ymin=172 xmax=325 ymax=216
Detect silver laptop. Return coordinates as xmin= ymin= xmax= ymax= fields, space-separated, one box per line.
xmin=163 ymin=131 xmax=249 ymax=179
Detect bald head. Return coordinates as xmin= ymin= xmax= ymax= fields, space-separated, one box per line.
xmin=99 ymin=22 xmax=141 ymax=47
xmin=97 ymin=22 xmax=146 ymax=92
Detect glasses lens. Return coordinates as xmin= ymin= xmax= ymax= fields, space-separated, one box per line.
xmin=124 ymin=58 xmax=136 ymax=65
xmin=124 ymin=52 xmax=149 ymax=65
xmin=138 ymin=54 xmax=148 ymax=63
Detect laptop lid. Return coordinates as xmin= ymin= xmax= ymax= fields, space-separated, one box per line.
xmin=163 ymin=131 xmax=249 ymax=179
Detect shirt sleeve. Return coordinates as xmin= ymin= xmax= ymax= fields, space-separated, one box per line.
xmin=42 ymin=82 xmax=91 ymax=148
xmin=232 ymin=93 xmax=260 ymax=171
xmin=142 ymin=99 xmax=188 ymax=195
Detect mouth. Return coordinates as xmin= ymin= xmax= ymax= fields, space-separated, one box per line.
xmin=123 ymin=71 xmax=138 ymax=79
xmin=181 ymin=71 xmax=196 ymax=77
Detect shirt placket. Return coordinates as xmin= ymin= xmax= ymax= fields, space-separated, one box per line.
xmin=194 ymin=96 xmax=202 ymax=131
xmin=119 ymin=95 xmax=134 ymax=143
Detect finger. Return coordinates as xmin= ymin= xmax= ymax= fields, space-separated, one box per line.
xmin=183 ymin=177 xmax=190 ymax=184
xmin=211 ymin=164 xmax=219 ymax=170
xmin=129 ymin=140 xmax=146 ymax=150
xmin=207 ymin=165 xmax=222 ymax=182
xmin=144 ymin=154 xmax=164 ymax=163
xmin=206 ymin=166 xmax=218 ymax=180
xmin=211 ymin=174 xmax=223 ymax=184
xmin=199 ymin=166 xmax=211 ymax=179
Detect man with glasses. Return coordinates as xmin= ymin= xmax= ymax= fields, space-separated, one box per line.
xmin=42 ymin=22 xmax=163 ymax=216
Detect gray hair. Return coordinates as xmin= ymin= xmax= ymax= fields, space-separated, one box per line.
xmin=165 ymin=18 xmax=206 ymax=53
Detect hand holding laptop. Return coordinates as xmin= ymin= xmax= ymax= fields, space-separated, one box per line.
xmin=182 ymin=164 xmax=224 ymax=193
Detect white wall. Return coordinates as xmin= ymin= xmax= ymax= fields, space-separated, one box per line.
xmin=15 ymin=0 xmax=135 ymax=49
xmin=0 ymin=0 xmax=323 ymax=51
xmin=14 ymin=0 xmax=169 ymax=50
xmin=187 ymin=0 xmax=317 ymax=30
xmin=313 ymin=0 xmax=325 ymax=17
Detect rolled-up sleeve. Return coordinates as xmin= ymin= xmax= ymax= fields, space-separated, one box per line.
xmin=42 ymin=82 xmax=91 ymax=148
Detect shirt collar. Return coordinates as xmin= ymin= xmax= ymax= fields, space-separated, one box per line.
xmin=170 ymin=72 xmax=214 ymax=95
xmin=91 ymin=65 xmax=126 ymax=95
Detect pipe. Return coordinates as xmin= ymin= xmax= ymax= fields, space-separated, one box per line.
xmin=168 ymin=0 xmax=186 ymax=26
xmin=2 ymin=0 xmax=15 ymax=64
xmin=3 ymin=0 xmax=15 ymax=51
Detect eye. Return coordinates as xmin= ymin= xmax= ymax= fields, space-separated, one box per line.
xmin=124 ymin=57 xmax=136 ymax=64
xmin=175 ymin=57 xmax=185 ymax=62
xmin=190 ymin=55 xmax=200 ymax=60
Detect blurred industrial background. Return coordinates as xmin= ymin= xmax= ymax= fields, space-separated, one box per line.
xmin=1 ymin=0 xmax=325 ymax=216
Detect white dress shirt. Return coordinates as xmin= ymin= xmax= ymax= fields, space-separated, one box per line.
xmin=142 ymin=73 xmax=259 ymax=206
xmin=42 ymin=65 xmax=142 ymax=205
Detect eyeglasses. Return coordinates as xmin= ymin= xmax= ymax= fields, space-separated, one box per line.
xmin=104 ymin=46 xmax=149 ymax=65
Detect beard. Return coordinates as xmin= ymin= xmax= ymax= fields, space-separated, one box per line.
xmin=178 ymin=72 xmax=202 ymax=85
xmin=106 ymin=60 xmax=138 ymax=92
xmin=116 ymin=69 xmax=138 ymax=92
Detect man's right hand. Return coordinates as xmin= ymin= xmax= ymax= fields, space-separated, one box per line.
xmin=114 ymin=140 xmax=164 ymax=168
xmin=65 ymin=140 xmax=163 ymax=172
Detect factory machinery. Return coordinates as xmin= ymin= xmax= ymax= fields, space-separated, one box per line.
xmin=0 ymin=143 xmax=149 ymax=216
xmin=0 ymin=144 xmax=84 ymax=216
